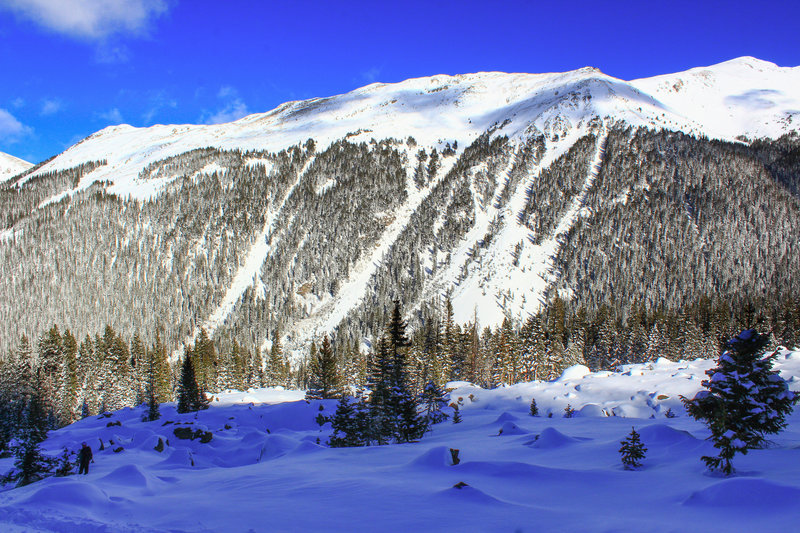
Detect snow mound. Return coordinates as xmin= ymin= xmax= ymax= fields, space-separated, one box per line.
xmin=493 ymin=412 xmax=519 ymax=423
xmin=558 ymin=365 xmax=591 ymax=381
xmin=408 ymin=446 xmax=457 ymax=469
xmin=98 ymin=464 xmax=150 ymax=487
xmin=436 ymin=483 xmax=509 ymax=506
xmin=636 ymin=424 xmax=698 ymax=446
xmin=577 ymin=404 xmax=608 ymax=417
xmin=158 ymin=448 xmax=194 ymax=468
xmin=497 ymin=421 xmax=527 ymax=436
xmin=23 ymin=480 xmax=109 ymax=509
xmin=684 ymin=478 xmax=800 ymax=508
xmin=531 ymin=427 xmax=580 ymax=449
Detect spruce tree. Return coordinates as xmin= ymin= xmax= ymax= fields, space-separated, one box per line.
xmin=177 ymin=349 xmax=209 ymax=414
xmin=420 ymin=381 xmax=449 ymax=426
xmin=683 ymin=329 xmax=797 ymax=475
xmin=619 ymin=427 xmax=647 ymax=470
xmin=306 ymin=335 xmax=341 ymax=400
xmin=3 ymin=371 xmax=55 ymax=487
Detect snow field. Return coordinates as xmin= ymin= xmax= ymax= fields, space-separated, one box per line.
xmin=1 ymin=350 xmax=799 ymax=531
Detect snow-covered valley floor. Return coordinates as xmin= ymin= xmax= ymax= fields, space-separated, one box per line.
xmin=1 ymin=352 xmax=799 ymax=532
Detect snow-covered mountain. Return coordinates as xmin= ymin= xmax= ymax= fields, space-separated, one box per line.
xmin=0 ymin=151 xmax=31 ymax=183
xmin=1 ymin=57 xmax=799 ymax=358
xmin=19 ymin=57 xmax=800 ymax=200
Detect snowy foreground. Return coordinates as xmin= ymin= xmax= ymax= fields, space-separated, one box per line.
xmin=2 ymin=353 xmax=800 ymax=532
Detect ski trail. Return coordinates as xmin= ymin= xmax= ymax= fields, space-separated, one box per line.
xmin=173 ymin=157 xmax=314 ymax=358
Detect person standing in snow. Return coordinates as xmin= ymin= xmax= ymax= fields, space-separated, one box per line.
xmin=78 ymin=442 xmax=93 ymax=475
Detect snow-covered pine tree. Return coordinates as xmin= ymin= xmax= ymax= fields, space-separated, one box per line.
xmin=386 ymin=301 xmax=426 ymax=443
xmin=529 ymin=397 xmax=538 ymax=416
xmin=683 ymin=329 xmax=797 ymax=475
xmin=619 ymin=427 xmax=647 ymax=470
xmin=3 ymin=371 xmax=56 ymax=487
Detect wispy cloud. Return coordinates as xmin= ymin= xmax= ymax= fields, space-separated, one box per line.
xmin=200 ymin=86 xmax=250 ymax=125
xmin=360 ymin=67 xmax=382 ymax=84
xmin=40 ymin=98 xmax=62 ymax=116
xmin=142 ymin=90 xmax=177 ymax=124
xmin=0 ymin=108 xmax=33 ymax=142
xmin=99 ymin=108 xmax=124 ymax=124
xmin=1 ymin=0 xmax=172 ymax=40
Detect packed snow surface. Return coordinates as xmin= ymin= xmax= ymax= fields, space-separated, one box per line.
xmin=1 ymin=350 xmax=799 ymax=532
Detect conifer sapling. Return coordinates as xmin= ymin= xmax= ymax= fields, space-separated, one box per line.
xmin=619 ymin=427 xmax=647 ymax=470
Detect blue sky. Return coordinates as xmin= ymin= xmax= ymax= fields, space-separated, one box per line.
xmin=1 ymin=0 xmax=798 ymax=163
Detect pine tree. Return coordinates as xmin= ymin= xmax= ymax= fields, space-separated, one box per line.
xmin=306 ymin=336 xmax=341 ymax=400
xmin=149 ymin=335 xmax=172 ymax=403
xmin=326 ymin=395 xmax=364 ymax=447
xmin=452 ymin=404 xmax=462 ymax=424
xmin=683 ymin=329 xmax=797 ymax=475
xmin=3 ymin=371 xmax=56 ymax=487
xmin=619 ymin=427 xmax=647 ymax=470
xmin=420 ymin=381 xmax=449 ymax=426
xmin=193 ymin=328 xmax=218 ymax=393
xmin=529 ymin=397 xmax=539 ymax=416
xmin=386 ymin=301 xmax=425 ymax=442
xmin=177 ymin=349 xmax=209 ymax=414
xmin=267 ymin=331 xmax=288 ymax=387
xmin=59 ymin=329 xmax=79 ymax=424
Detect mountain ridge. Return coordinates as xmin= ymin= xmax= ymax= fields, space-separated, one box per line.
xmin=1 ymin=57 xmax=799 ymax=360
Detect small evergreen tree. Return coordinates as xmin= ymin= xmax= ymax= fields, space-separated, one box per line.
xmin=564 ymin=404 xmax=575 ymax=418
xmin=420 ymin=381 xmax=449 ymax=426
xmin=683 ymin=329 xmax=797 ymax=475
xmin=327 ymin=395 xmax=366 ymax=447
xmin=54 ymin=447 xmax=74 ymax=477
xmin=529 ymin=397 xmax=539 ymax=416
xmin=619 ymin=427 xmax=647 ymax=470
xmin=452 ymin=404 xmax=462 ymax=424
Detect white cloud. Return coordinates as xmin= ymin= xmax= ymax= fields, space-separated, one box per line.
xmin=203 ymin=100 xmax=249 ymax=125
xmin=40 ymin=98 xmax=62 ymax=116
xmin=11 ymin=97 xmax=25 ymax=109
xmin=1 ymin=0 xmax=171 ymax=40
xmin=0 ymin=108 xmax=33 ymax=142
xmin=99 ymin=107 xmax=124 ymax=124
xmin=200 ymin=86 xmax=250 ymax=125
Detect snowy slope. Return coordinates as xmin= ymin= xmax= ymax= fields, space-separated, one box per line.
xmin=1 ymin=350 xmax=798 ymax=532
xmin=0 ymin=151 xmax=32 ymax=183
xmin=24 ymin=57 xmax=800 ymax=202
xmin=632 ymin=57 xmax=800 ymax=140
